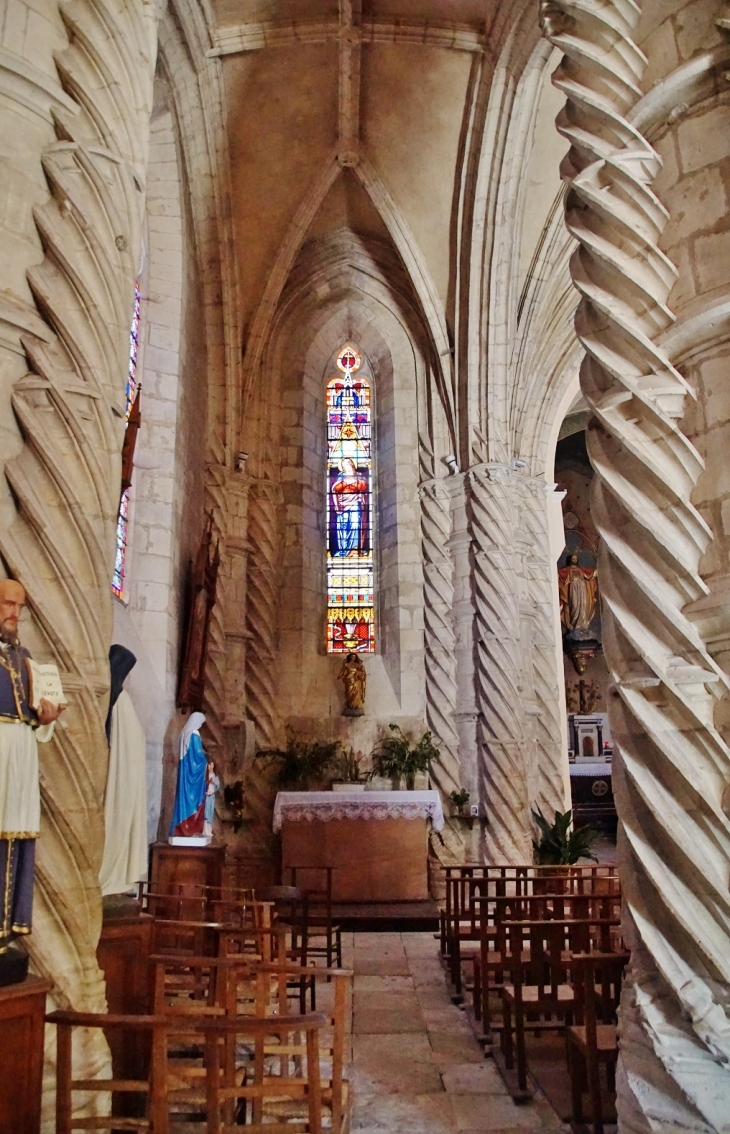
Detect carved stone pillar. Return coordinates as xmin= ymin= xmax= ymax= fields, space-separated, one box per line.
xmin=420 ymin=473 xmax=470 ymax=866
xmin=244 ymin=479 xmax=282 ymax=751
xmin=420 ymin=476 xmax=460 ymax=796
xmin=468 ymin=464 xmax=531 ymax=864
xmin=447 ymin=472 xmax=482 ymax=862
xmin=542 ymin=2 xmax=730 ymax=1128
xmin=520 ymin=478 xmax=570 ymax=817
xmin=203 ymin=462 xmax=230 ymax=765
xmin=0 ymin=0 xmax=157 ymax=1116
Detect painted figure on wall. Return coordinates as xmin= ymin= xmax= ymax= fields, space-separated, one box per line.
xmin=331 ymin=458 xmax=369 ymax=557
xmin=558 ymin=553 xmax=598 ymax=633
xmin=170 ymin=712 xmax=209 ymax=841
xmin=0 ymin=580 xmax=65 ymax=965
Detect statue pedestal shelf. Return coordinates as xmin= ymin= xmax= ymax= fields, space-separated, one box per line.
xmin=0 ymin=975 xmax=51 ymax=1134
xmin=149 ymin=840 xmax=225 ymax=896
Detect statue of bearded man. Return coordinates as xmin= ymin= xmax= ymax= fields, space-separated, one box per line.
xmin=0 ymin=579 xmax=65 ymax=970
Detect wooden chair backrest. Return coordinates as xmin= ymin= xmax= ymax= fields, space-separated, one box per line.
xmin=253 ymin=962 xmax=353 ymax=1134
xmin=288 ymin=865 xmax=335 ymax=917
xmin=502 ymin=916 xmax=623 ymax=996
xmin=48 ymin=1007 xmax=328 ymax=1134
xmin=571 ymin=950 xmax=629 ymax=1033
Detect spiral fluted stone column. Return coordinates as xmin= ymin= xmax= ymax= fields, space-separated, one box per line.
xmin=521 ymin=478 xmax=570 ymax=818
xmin=420 ymin=473 xmax=469 ymax=866
xmin=0 ymin=0 xmax=157 ymax=1116
xmin=469 ymin=464 xmax=532 ymax=864
xmin=420 ymin=476 xmax=460 ymax=796
xmin=245 ymin=479 xmax=281 ymax=751
xmin=542 ymin=3 xmax=730 ymax=1129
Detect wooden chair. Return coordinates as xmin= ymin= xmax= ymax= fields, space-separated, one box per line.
xmin=567 ymin=951 xmax=628 ymax=1134
xmin=261 ymin=886 xmax=314 ymax=1011
xmin=48 ymin=1009 xmax=170 ymax=1134
xmin=470 ymin=878 xmax=619 ymax=1029
xmin=50 ymin=1005 xmax=330 ymax=1134
xmin=501 ymin=913 xmax=622 ymax=1093
xmin=443 ymin=865 xmax=618 ymax=997
xmin=149 ymin=951 xmax=352 ymax=1132
xmin=287 ymin=866 xmax=343 ymax=970
xmin=252 ymin=962 xmax=353 ymax=1134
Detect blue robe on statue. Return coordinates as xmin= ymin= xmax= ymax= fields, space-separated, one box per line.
xmin=170 ymin=712 xmax=208 ymax=838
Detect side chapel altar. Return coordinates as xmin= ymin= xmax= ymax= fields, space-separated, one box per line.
xmin=274 ymin=790 xmax=444 ymax=901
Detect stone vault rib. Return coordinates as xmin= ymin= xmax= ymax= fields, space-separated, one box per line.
xmin=541 ymin=1 xmax=730 ymax=1129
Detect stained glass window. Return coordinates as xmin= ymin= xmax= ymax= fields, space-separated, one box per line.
xmin=326 ymin=346 xmax=375 ymax=653
xmin=111 ymin=281 xmax=141 ymax=600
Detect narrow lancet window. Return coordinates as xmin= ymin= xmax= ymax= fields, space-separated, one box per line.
xmin=112 ymin=281 xmax=141 ymax=600
xmin=326 ymin=346 xmax=375 ymax=653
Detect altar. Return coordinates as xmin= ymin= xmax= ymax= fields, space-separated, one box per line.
xmin=274 ymin=790 xmax=444 ymax=901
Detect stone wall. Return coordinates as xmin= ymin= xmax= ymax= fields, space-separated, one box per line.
xmin=113 ymin=79 xmax=208 ymax=843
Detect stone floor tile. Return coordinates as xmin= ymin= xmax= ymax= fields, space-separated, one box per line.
xmin=423 ymin=1007 xmax=474 ymax=1035
xmin=354 ymin=957 xmax=412 ymax=976
xmin=353 ymin=1006 xmax=425 ymax=1033
xmin=450 ymin=1094 xmax=545 ymax=1130
xmin=352 ymin=1091 xmax=457 ymax=1133
xmin=355 ymin=990 xmax=421 ymax=1013
xmin=429 ymin=1032 xmax=486 ymax=1063
xmin=354 ymin=1031 xmax=436 ymax=1063
xmin=350 ymin=1049 xmax=444 ymax=1095
xmin=354 ymin=974 xmax=415 ymax=992
xmin=440 ymin=1062 xmax=510 ymax=1094
xmin=417 ymin=987 xmax=458 ymax=1009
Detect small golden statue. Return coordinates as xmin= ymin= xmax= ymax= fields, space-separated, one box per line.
xmin=338 ymin=652 xmax=366 ymax=717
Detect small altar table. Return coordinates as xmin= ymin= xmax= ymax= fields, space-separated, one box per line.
xmin=274 ymin=790 xmax=444 ymax=902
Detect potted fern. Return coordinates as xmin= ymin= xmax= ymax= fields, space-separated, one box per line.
xmin=532 ymin=807 xmax=599 ymax=865
xmin=370 ymin=724 xmax=440 ymax=790
xmin=257 ymin=728 xmax=341 ymax=790
xmin=331 ymin=748 xmax=369 ymax=792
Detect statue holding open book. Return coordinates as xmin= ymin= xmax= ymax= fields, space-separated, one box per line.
xmin=0 ymin=579 xmax=66 ymax=982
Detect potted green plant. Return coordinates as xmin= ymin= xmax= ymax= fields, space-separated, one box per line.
xmin=532 ymin=807 xmax=600 ymax=865
xmin=257 ymin=728 xmax=341 ymax=790
xmin=331 ymin=748 xmax=369 ymax=792
xmin=370 ymin=724 xmax=441 ymax=790
xmin=449 ymin=788 xmax=471 ymax=817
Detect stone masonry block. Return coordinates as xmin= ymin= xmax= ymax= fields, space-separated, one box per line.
xmin=677 ymin=105 xmax=730 ymax=176
xmin=664 ymin=165 xmax=727 ymax=245
xmin=695 ymin=229 xmax=730 ymax=294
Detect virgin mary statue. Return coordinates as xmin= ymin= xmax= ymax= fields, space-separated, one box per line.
xmin=170 ymin=712 xmax=209 ymax=841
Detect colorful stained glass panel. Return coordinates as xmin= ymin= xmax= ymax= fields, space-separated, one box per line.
xmin=111 ymin=282 xmax=141 ymax=600
xmin=326 ymin=346 xmax=375 ymax=653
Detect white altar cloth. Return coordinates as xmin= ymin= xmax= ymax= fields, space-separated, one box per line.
xmin=569 ymin=762 xmax=612 ymax=777
xmin=273 ymin=789 xmax=445 ymax=833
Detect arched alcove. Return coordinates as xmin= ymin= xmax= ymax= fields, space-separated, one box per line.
xmin=243 ymin=230 xmax=451 ymax=757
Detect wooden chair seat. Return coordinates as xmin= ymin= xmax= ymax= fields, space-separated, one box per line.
xmin=568 ymin=1023 xmax=617 ymax=1053
xmin=503 ymin=982 xmax=574 ymax=1006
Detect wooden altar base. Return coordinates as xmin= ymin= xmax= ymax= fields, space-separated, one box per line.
xmin=332 ymin=899 xmax=440 ymax=933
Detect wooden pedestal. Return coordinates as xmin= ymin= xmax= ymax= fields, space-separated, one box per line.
xmin=149 ymin=840 xmax=225 ymax=894
xmin=281 ymin=817 xmax=429 ymax=901
xmin=0 ymin=975 xmax=51 ymax=1134
xmin=98 ymin=912 xmax=153 ymax=1016
xmin=97 ymin=912 xmax=153 ymax=1120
